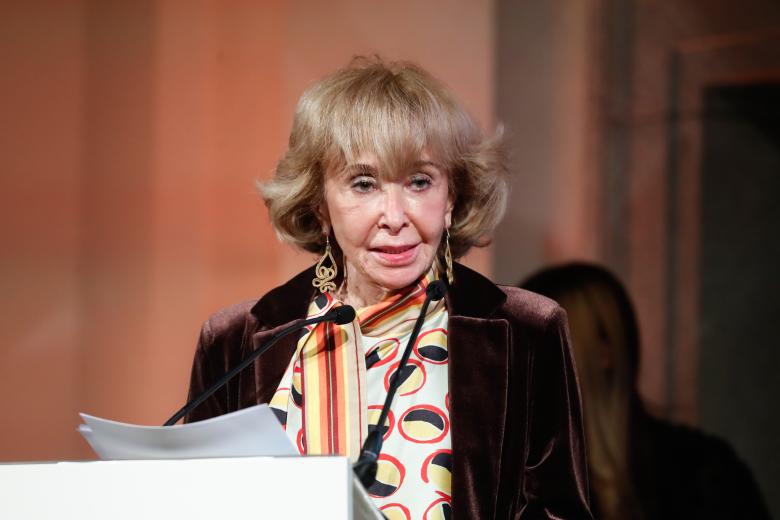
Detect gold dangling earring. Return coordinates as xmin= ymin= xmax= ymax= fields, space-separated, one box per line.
xmin=445 ymin=228 xmax=454 ymax=285
xmin=312 ymin=235 xmax=338 ymax=293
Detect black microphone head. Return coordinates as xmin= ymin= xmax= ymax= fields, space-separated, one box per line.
xmin=329 ymin=305 xmax=356 ymax=325
xmin=426 ymin=280 xmax=447 ymax=301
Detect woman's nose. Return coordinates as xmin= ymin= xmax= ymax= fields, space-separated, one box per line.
xmin=378 ymin=187 xmax=408 ymax=233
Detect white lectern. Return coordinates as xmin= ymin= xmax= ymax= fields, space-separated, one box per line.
xmin=0 ymin=456 xmax=383 ymax=520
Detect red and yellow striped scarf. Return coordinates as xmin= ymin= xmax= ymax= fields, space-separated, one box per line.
xmin=276 ymin=269 xmax=440 ymax=460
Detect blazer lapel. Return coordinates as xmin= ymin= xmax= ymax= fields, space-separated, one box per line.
xmin=447 ymin=263 xmax=510 ymax=519
xmin=449 ymin=316 xmax=509 ymax=519
xmin=249 ymin=326 xmax=300 ymax=405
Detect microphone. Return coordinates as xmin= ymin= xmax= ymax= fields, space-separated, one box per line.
xmin=328 ymin=304 xmax=356 ymax=325
xmin=426 ymin=279 xmax=447 ymax=300
xmin=164 ymin=304 xmax=356 ymax=426
xmin=353 ymin=280 xmax=448 ymax=488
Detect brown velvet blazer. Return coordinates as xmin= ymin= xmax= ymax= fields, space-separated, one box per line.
xmin=185 ymin=263 xmax=593 ymax=519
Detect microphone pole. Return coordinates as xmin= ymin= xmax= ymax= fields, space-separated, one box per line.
xmin=353 ymin=280 xmax=447 ymax=487
xmin=164 ymin=305 xmax=356 ymax=426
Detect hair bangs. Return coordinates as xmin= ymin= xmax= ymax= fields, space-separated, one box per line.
xmin=320 ymin=67 xmax=466 ymax=178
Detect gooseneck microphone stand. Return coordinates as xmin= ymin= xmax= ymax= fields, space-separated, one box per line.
xmin=353 ymin=280 xmax=448 ymax=488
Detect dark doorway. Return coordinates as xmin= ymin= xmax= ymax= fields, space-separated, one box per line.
xmin=699 ymin=83 xmax=780 ymax=514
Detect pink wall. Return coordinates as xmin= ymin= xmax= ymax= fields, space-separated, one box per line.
xmin=0 ymin=0 xmax=494 ymax=461
xmin=1 ymin=1 xmax=85 ymax=460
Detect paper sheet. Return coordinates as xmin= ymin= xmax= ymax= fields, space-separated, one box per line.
xmin=79 ymin=404 xmax=297 ymax=460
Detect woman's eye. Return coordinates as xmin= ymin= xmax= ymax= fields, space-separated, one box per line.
xmin=350 ymin=176 xmax=376 ymax=192
xmin=409 ymin=174 xmax=433 ymax=191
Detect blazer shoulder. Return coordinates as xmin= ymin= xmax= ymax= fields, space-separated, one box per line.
xmin=496 ymin=285 xmax=566 ymax=331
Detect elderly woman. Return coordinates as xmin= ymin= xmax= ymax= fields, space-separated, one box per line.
xmin=185 ymin=58 xmax=591 ymax=519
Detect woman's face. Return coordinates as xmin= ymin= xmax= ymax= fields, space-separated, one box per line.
xmin=322 ymin=151 xmax=453 ymax=297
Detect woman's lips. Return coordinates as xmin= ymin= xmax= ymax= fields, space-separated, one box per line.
xmin=370 ymin=244 xmax=420 ymax=265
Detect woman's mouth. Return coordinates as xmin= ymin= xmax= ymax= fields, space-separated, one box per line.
xmin=370 ymin=244 xmax=420 ymax=265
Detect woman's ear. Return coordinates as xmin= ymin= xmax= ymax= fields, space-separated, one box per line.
xmin=444 ymin=193 xmax=455 ymax=229
xmin=316 ymin=202 xmax=331 ymax=233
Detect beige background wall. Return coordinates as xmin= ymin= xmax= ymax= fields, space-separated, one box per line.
xmin=0 ymin=0 xmax=494 ymax=460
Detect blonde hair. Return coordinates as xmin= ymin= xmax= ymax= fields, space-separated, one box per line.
xmin=521 ymin=264 xmax=642 ymax=520
xmin=260 ymin=57 xmax=508 ymax=260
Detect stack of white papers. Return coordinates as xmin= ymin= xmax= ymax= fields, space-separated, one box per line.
xmin=78 ymin=404 xmax=297 ymax=460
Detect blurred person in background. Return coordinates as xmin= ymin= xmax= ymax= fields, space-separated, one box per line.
xmin=520 ymin=263 xmax=770 ymax=519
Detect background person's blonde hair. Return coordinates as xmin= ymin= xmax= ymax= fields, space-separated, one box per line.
xmin=260 ymin=56 xmax=508 ymax=269
xmin=521 ymin=263 xmax=642 ymax=520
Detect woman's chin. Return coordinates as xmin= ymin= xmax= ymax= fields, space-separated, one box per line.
xmin=367 ymin=264 xmax=429 ymax=292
